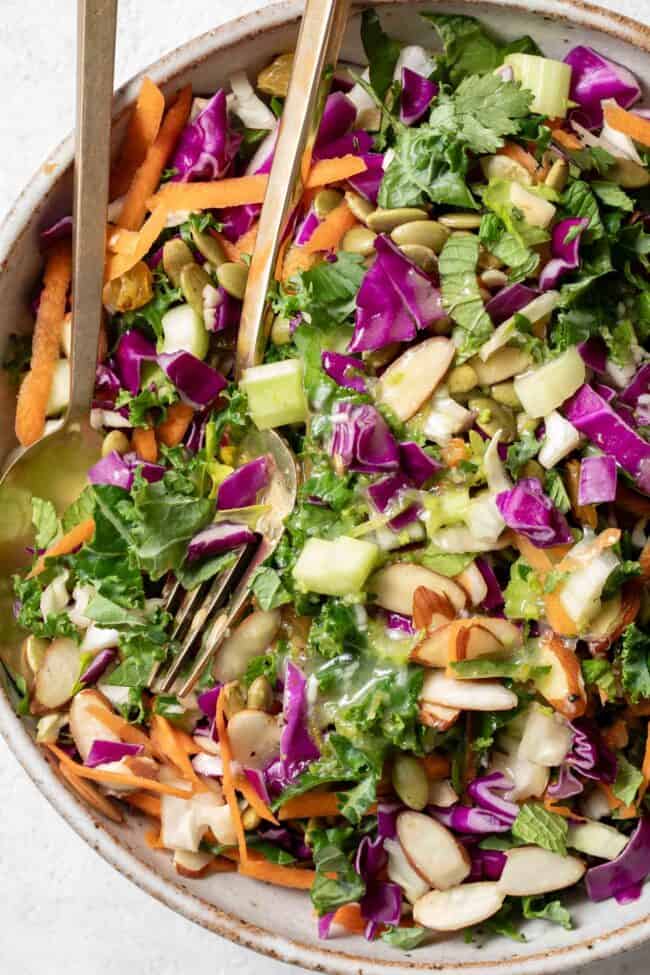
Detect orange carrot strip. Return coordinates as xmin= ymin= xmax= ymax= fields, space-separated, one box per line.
xmin=497 ymin=142 xmax=541 ymax=177
xmin=105 ymin=206 xmax=169 ymax=281
xmin=231 ymin=223 xmax=259 ymax=260
xmin=639 ymin=723 xmax=650 ymax=804
xmin=110 ymin=77 xmax=166 ymax=199
xmin=150 ymin=714 xmax=200 ymax=784
xmin=278 ymin=791 xmax=378 ymax=821
xmin=307 ymin=155 xmax=367 ymax=187
xmin=47 ymin=744 xmax=193 ymax=797
xmin=145 ymin=827 xmax=167 ymax=849
xmin=421 ymin=754 xmax=451 ymax=780
xmin=304 ymin=201 xmax=357 ymax=254
xmin=107 ymin=225 xmax=142 ymax=256
xmin=600 ymin=783 xmax=638 ymax=819
xmin=233 ymin=774 xmax=279 ymax=825
xmin=216 ymin=691 xmax=248 ymax=864
xmin=552 ymin=129 xmax=583 ymax=152
xmin=281 ymin=245 xmax=317 ymax=283
xmin=86 ymin=704 xmax=153 ymax=751
xmin=15 ymin=241 xmax=72 ymax=446
xmin=603 ymin=103 xmax=650 ymax=148
xmin=29 ymin=517 xmax=96 ymax=577
xmin=58 ymin=762 xmax=124 ymax=823
xmin=440 ymin=438 xmax=469 ymax=468
xmin=132 ymin=426 xmax=158 ymax=463
xmin=238 ymin=858 xmax=316 ymax=889
xmin=543 ymin=796 xmax=585 ymax=821
xmin=124 ymin=791 xmax=162 ymax=819
xmin=512 ymin=533 xmax=578 ymax=637
xmin=156 ymin=402 xmax=194 ymax=447
xmin=148 ymin=174 xmax=269 ymax=214
xmin=117 ymin=85 xmax=192 ymax=231
xmin=330 ymin=903 xmax=367 ymax=935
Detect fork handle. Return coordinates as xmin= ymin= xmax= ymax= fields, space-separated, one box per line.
xmin=235 ymin=0 xmax=350 ymax=375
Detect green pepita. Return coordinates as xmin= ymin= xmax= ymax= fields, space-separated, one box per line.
xmin=438 ymin=212 xmax=482 ymax=230
xmin=544 ymin=158 xmax=569 ymax=192
xmin=101 ymin=430 xmax=130 ymax=457
xmin=344 ymin=190 xmax=375 ymax=225
xmin=391 ymin=219 xmax=450 ymax=253
xmin=221 ymin=681 xmax=247 ymax=720
xmin=271 ymin=314 xmax=292 ymax=346
xmin=491 ymin=381 xmax=522 ymax=409
xmin=217 ymin=262 xmax=249 ymax=301
xmin=341 ymin=225 xmax=376 ymax=257
xmin=247 ymin=675 xmax=274 ymax=712
xmin=392 ymin=754 xmax=428 ymax=811
xmin=191 ymin=225 xmax=226 ymax=267
xmin=366 ymin=207 xmax=428 ymax=233
xmin=314 ymin=189 xmax=343 ymax=220
xmin=242 ymin=806 xmax=262 ymax=830
xmin=180 ymin=263 xmax=214 ymax=318
xmin=448 ymin=364 xmax=478 ymax=395
xmin=469 ymin=395 xmax=517 ymax=442
xmin=399 ymin=243 xmax=437 ymax=273
xmin=162 ymin=238 xmax=194 ymax=287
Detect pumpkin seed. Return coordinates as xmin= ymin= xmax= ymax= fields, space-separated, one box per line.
xmin=271 ymin=314 xmax=292 ymax=346
xmin=242 ymin=806 xmax=262 ymax=830
xmin=469 ymin=395 xmax=517 ymax=441
xmin=609 ymin=157 xmax=650 ymax=189
xmin=314 ymin=189 xmax=343 ymax=220
xmin=341 ymin=225 xmax=376 ymax=257
xmin=391 ymin=219 xmax=450 ymax=253
xmin=257 ymin=52 xmax=294 ymax=98
xmin=102 ymin=260 xmax=153 ymax=312
xmin=392 ymin=754 xmax=428 ymax=811
xmin=521 ymin=459 xmax=545 ymax=480
xmin=544 ymin=158 xmax=569 ymax=192
xmin=217 ymin=262 xmax=248 ymax=300
xmin=517 ymin=412 xmax=538 ymax=436
xmin=366 ymin=207 xmax=428 ymax=233
xmin=247 ymin=675 xmax=274 ymax=712
xmin=162 ymin=238 xmax=194 ymax=287
xmin=344 ymin=190 xmax=375 ymax=224
xmin=180 ymin=263 xmax=214 ymax=317
xmin=439 ymin=212 xmax=482 ymax=230
xmin=448 ymin=364 xmax=478 ymax=395
xmin=101 ymin=430 xmax=130 ymax=457
xmin=480 ymin=269 xmax=508 ymax=289
xmin=491 ymin=381 xmax=522 ymax=409
xmin=399 ymin=243 xmax=437 ymax=273
xmin=221 ymin=680 xmax=246 ymax=720
xmin=362 ymin=343 xmax=401 ymax=370
xmin=191 ymin=225 xmax=226 ymax=267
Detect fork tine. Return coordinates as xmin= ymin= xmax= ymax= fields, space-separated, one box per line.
xmin=157 ymin=544 xmax=250 ymax=693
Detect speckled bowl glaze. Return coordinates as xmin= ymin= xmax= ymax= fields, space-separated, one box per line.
xmin=1 ymin=1 xmax=649 ymax=971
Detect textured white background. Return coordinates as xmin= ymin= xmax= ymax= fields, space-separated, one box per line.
xmin=0 ymin=1 xmax=649 ymax=972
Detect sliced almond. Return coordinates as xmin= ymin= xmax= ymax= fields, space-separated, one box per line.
xmin=32 ymin=638 xmax=81 ymax=713
xmin=375 ymin=337 xmax=454 ymax=422
xmin=20 ymin=635 xmax=49 ymax=686
xmin=68 ymin=689 xmax=118 ymax=761
xmin=412 ymin=586 xmax=455 ymax=630
xmin=479 ymin=617 xmax=522 ymax=649
xmin=384 ymin=837 xmax=431 ymax=904
xmin=454 ymin=562 xmax=488 ymax=606
xmin=370 ymin=563 xmax=466 ymax=617
xmin=471 ymin=347 xmax=532 ymax=386
xmin=535 ymin=635 xmax=587 ymax=719
xmin=428 ymin=778 xmax=458 ymax=807
xmin=412 ymin=619 xmax=507 ymax=669
xmin=162 ymin=786 xmax=236 ymax=852
xmin=414 ymin=883 xmax=505 ymax=931
xmin=213 ymin=609 xmax=281 ymax=683
xmin=227 ymin=708 xmax=281 ymax=770
xmin=499 ymin=846 xmax=586 ymax=896
xmin=397 ymin=811 xmax=470 ymax=890
xmin=419 ymin=701 xmax=460 ymax=730
xmin=420 ymin=671 xmax=518 ymax=711
xmin=173 ymin=849 xmax=215 ymax=877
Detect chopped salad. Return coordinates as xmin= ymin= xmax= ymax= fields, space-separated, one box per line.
xmin=6 ymin=7 xmax=650 ymax=948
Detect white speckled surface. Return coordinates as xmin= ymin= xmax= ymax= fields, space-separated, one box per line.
xmin=0 ymin=1 xmax=649 ymax=973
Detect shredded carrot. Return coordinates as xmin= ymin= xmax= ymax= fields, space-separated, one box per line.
xmin=110 ymin=77 xmax=166 ymax=199
xmin=87 ymin=704 xmax=153 ymax=751
xmin=330 ymin=903 xmax=367 ymax=934
xmin=304 ymin=201 xmax=357 ymax=253
xmin=233 ymin=774 xmax=280 ymax=825
xmin=497 ymin=142 xmax=541 ymax=177
xmin=150 ymin=714 xmax=200 ymax=784
xmin=307 ymin=155 xmax=367 ymax=188
xmin=216 ymin=690 xmax=248 ymax=864
xmin=58 ymin=762 xmax=124 ymax=823
xmin=132 ymin=426 xmax=158 ymax=463
xmin=600 ymin=782 xmax=638 ymax=819
xmin=557 ymin=527 xmax=620 ymax=573
xmin=231 ymin=223 xmax=259 ymax=260
xmin=603 ymin=103 xmax=650 ymax=148
xmin=552 ymin=128 xmax=583 ymax=152
xmin=124 ymin=791 xmax=162 ymax=818
xmin=15 ymin=241 xmax=72 ymax=446
xmin=29 ymin=517 xmax=95 ymax=577
xmin=421 ymin=753 xmax=451 ymax=780
xmin=105 ymin=206 xmax=169 ymax=281
xmin=639 ymin=723 xmax=650 ymax=804
xmin=148 ymin=174 xmax=269 ymax=214
xmin=47 ymin=744 xmax=193 ymax=797
xmin=238 ymin=858 xmax=316 ymax=889
xmin=440 ymin=438 xmax=469 ymax=468
xmin=205 ymin=857 xmax=238 ymax=874
xmin=278 ymin=791 xmax=378 ymax=821
xmin=281 ymin=244 xmax=317 ymax=282
xmin=602 ymin=718 xmax=629 ymax=751
xmin=156 ymin=402 xmax=194 ymax=447
xmin=512 ymin=533 xmax=578 ymax=636
xmin=543 ymin=796 xmax=585 ymax=821
xmin=145 ymin=827 xmax=167 ymax=849
xmin=117 ymin=85 xmax=192 ymax=231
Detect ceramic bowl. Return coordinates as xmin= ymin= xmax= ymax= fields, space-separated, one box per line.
xmin=1 ymin=2 xmax=649 ymax=972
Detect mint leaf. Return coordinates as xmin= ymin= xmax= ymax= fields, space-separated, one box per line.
xmin=562 ymin=180 xmax=604 ymax=240
xmin=439 ymin=235 xmax=493 ymax=360
xmin=250 ymin=566 xmax=292 ymax=610
xmin=521 ymin=895 xmax=573 ymax=930
xmin=31 ymin=497 xmax=59 ymax=549
xmin=512 ymin=802 xmax=568 ymax=854
xmin=613 ymin=754 xmax=643 ymax=806
xmin=381 ymin=926 xmax=428 ymax=949
xmin=591 ymin=181 xmax=634 ymax=212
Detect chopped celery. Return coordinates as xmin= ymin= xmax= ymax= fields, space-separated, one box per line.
xmin=514 ymin=347 xmax=586 ymax=418
xmin=504 ymin=53 xmax=572 ymax=118
xmin=161 ymin=303 xmax=209 ymax=359
xmin=240 ymin=359 xmax=309 ymax=430
xmin=423 ymin=487 xmax=470 ymax=535
xmin=46 ymin=359 xmax=70 ymax=416
xmin=293 ymin=536 xmax=378 ymax=596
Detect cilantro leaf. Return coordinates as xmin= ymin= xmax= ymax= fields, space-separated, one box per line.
xmin=378 ymin=127 xmax=476 ymax=210
xmin=439 ymin=235 xmax=493 ymax=360
xmin=506 ymin=432 xmax=540 ymax=478
xmin=429 ymin=75 xmax=533 ymax=155
xmin=620 ymin=624 xmax=650 ymax=703
xmin=31 ymin=497 xmax=59 ymax=549
xmin=512 ymin=802 xmax=568 ymax=855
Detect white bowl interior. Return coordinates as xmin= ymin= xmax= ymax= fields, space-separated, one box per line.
xmin=1 ymin=3 xmax=649 ymax=973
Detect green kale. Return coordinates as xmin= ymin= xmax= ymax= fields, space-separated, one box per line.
xmin=620 ymin=624 xmax=650 ymax=702
xmin=360 ymin=8 xmax=401 ymax=100
xmin=307 ymin=599 xmax=367 ymax=659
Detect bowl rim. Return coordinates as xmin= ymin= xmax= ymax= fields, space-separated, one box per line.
xmin=1 ymin=2 xmax=650 ymax=972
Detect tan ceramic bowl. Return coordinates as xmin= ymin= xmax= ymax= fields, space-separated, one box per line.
xmin=1 ymin=2 xmax=649 ymax=971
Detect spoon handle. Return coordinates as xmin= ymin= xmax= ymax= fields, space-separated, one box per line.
xmin=68 ymin=0 xmax=118 ymax=423
xmin=235 ymin=0 xmax=350 ymax=376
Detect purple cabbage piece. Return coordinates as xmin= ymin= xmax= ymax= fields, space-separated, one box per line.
xmin=485 ymin=284 xmax=539 ymax=326
xmin=547 ymin=763 xmax=584 ymax=799
xmin=197 ymin=684 xmax=222 ymax=719
xmin=318 ymin=913 xmax=336 ymax=939
xmin=158 ymin=351 xmax=227 ymax=408
xmin=114 ymin=330 xmax=156 ymax=395
xmin=578 ymin=455 xmax=618 ymax=505
xmin=377 ymin=800 xmax=402 ymax=840
xmin=294 ymin=208 xmax=321 ymax=247
xmin=349 ymin=235 xmax=445 ymax=353
xmin=315 ymin=92 xmax=356 ymax=149
xmin=619 ymin=363 xmax=650 ymax=409
xmin=586 ymin=818 xmax=650 ymax=902
xmin=615 ymin=882 xmax=644 ymax=904
xmin=313 ymin=130 xmax=374 ymax=161
xmin=205 ymin=286 xmax=241 ymax=334
xmin=278 ymin=661 xmax=320 ymax=782
xmin=354 ymin=835 xmax=402 ymax=940
xmin=171 ymin=90 xmax=242 ymax=181
xmin=367 ymin=473 xmax=410 ymax=514
xmin=245 ymin=767 xmax=272 ymax=805
xmin=475 ymin=557 xmax=504 ymax=611
xmin=321 ymin=351 xmax=367 ymax=393
xmin=594 ymin=383 xmax=617 ymax=403
xmin=184 ymin=407 xmax=211 ymax=453
xmin=186 ymin=521 xmax=256 ymax=561
xmin=218 ymin=127 xmax=277 ymax=242
xmin=88 ymin=451 xmax=134 ymax=491
xmin=495 ymin=477 xmax=573 ymax=548
xmin=347 ymin=152 xmax=385 ymax=204
xmin=85 ymin=740 xmax=143 ymax=768
xmin=40 ymin=215 xmax=73 ymax=250
xmin=400 ymin=67 xmax=438 ymax=125
xmin=217 ymin=456 xmax=268 ymax=509
xmin=564 ymin=45 xmax=641 ymax=129
xmin=431 ymin=803 xmax=513 ymax=834
xmin=467 ymin=846 xmax=507 ymax=882
xmin=539 ymin=218 xmax=589 ymax=291
xmin=578 ymin=338 xmax=608 ymax=374
xmin=79 ymin=648 xmax=117 ymax=686
xmin=564 ymin=384 xmax=650 ymax=495
xmin=384 ymin=612 xmax=416 ymax=636
xmin=94 ymin=363 xmax=121 ymax=408
xmin=569 ymin=718 xmax=617 ymax=784
xmin=329 ymin=402 xmax=400 ymax=473
xmin=398 ymin=441 xmax=441 ymax=487
xmin=467 ymin=771 xmax=519 ymax=824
